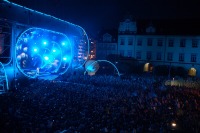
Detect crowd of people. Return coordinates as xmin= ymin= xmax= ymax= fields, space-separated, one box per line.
xmin=0 ymin=74 xmax=199 ymax=133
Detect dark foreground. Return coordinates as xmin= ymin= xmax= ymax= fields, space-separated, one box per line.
xmin=0 ymin=75 xmax=199 ymax=133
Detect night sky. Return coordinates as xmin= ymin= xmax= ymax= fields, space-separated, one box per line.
xmin=9 ymin=0 xmax=200 ymax=35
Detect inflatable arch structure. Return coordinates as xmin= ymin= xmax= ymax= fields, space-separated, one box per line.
xmin=85 ymin=60 xmax=120 ymax=76
xmin=85 ymin=60 xmax=100 ymax=76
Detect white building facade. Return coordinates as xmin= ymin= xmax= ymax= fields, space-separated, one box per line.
xmin=96 ymin=33 xmax=117 ymax=60
xmin=118 ymin=18 xmax=200 ymax=76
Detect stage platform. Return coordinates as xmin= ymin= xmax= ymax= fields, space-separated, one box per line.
xmin=36 ymin=72 xmax=59 ymax=80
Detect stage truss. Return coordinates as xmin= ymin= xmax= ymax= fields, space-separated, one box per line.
xmin=0 ymin=62 xmax=9 ymax=93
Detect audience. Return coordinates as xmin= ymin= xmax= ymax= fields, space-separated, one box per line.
xmin=0 ymin=74 xmax=199 ymax=133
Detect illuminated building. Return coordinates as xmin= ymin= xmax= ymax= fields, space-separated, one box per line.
xmin=96 ymin=29 xmax=117 ymax=60
xmin=88 ymin=38 xmax=96 ymax=60
xmin=117 ymin=17 xmax=200 ymax=77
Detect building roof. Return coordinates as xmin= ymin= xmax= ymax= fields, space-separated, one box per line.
xmin=136 ymin=19 xmax=200 ymax=35
xmin=97 ymin=28 xmax=118 ymax=42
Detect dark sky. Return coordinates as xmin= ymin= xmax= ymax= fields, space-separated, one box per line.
xmin=9 ymin=0 xmax=200 ymax=35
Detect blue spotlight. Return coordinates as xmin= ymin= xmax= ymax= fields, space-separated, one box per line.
xmin=86 ymin=65 xmax=95 ymax=71
xmin=52 ymin=49 xmax=60 ymax=54
xmin=43 ymin=41 xmax=47 ymax=45
xmin=62 ymin=42 xmax=65 ymax=46
xmin=44 ymin=56 xmax=49 ymax=60
xmin=63 ymin=57 xmax=67 ymax=61
xmin=33 ymin=48 xmax=38 ymax=52
xmin=63 ymin=56 xmax=71 ymax=62
xmin=15 ymin=27 xmax=74 ymax=78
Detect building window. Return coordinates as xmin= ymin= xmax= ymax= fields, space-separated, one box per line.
xmin=168 ymin=39 xmax=174 ymax=47
xmin=156 ymin=52 xmax=162 ymax=60
xmin=179 ymin=53 xmax=184 ymax=62
xmin=180 ymin=39 xmax=186 ymax=47
xmin=157 ymin=39 xmax=163 ymax=46
xmin=127 ymin=50 xmax=132 ymax=57
xmin=191 ymin=53 xmax=197 ymax=62
xmin=167 ymin=52 xmax=173 ymax=61
xmin=137 ymin=39 xmax=142 ymax=46
xmin=136 ymin=51 xmax=141 ymax=59
xmin=111 ymin=44 xmax=115 ymax=50
xmin=128 ymin=38 xmax=133 ymax=45
xmin=120 ymin=38 xmax=125 ymax=45
xmin=146 ymin=51 xmax=152 ymax=60
xmin=147 ymin=38 xmax=153 ymax=46
xmin=119 ymin=50 xmax=124 ymax=56
xmin=192 ymin=39 xmax=198 ymax=48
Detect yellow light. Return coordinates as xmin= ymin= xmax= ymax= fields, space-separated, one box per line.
xmin=171 ymin=122 xmax=176 ymax=127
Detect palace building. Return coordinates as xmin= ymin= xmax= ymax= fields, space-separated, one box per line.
xmin=96 ymin=17 xmax=200 ymax=77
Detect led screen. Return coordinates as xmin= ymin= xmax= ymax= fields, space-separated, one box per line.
xmin=16 ymin=28 xmax=72 ymax=78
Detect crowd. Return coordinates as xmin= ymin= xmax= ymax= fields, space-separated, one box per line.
xmin=0 ymin=74 xmax=199 ymax=133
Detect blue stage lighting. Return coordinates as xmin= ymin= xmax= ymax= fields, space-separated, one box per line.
xmin=15 ymin=27 xmax=73 ymax=78
xmin=51 ymin=48 xmax=60 ymax=55
xmin=87 ymin=65 xmax=95 ymax=71
xmin=44 ymin=56 xmax=49 ymax=60
xmin=33 ymin=48 xmax=38 ymax=52
xmin=63 ymin=57 xmax=67 ymax=61
xmin=63 ymin=56 xmax=71 ymax=62
xmin=6 ymin=0 xmax=90 ymax=78
xmin=62 ymin=42 xmax=65 ymax=46
xmin=43 ymin=41 xmax=47 ymax=45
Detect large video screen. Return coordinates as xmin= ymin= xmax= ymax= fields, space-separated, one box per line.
xmin=16 ymin=28 xmax=72 ymax=78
